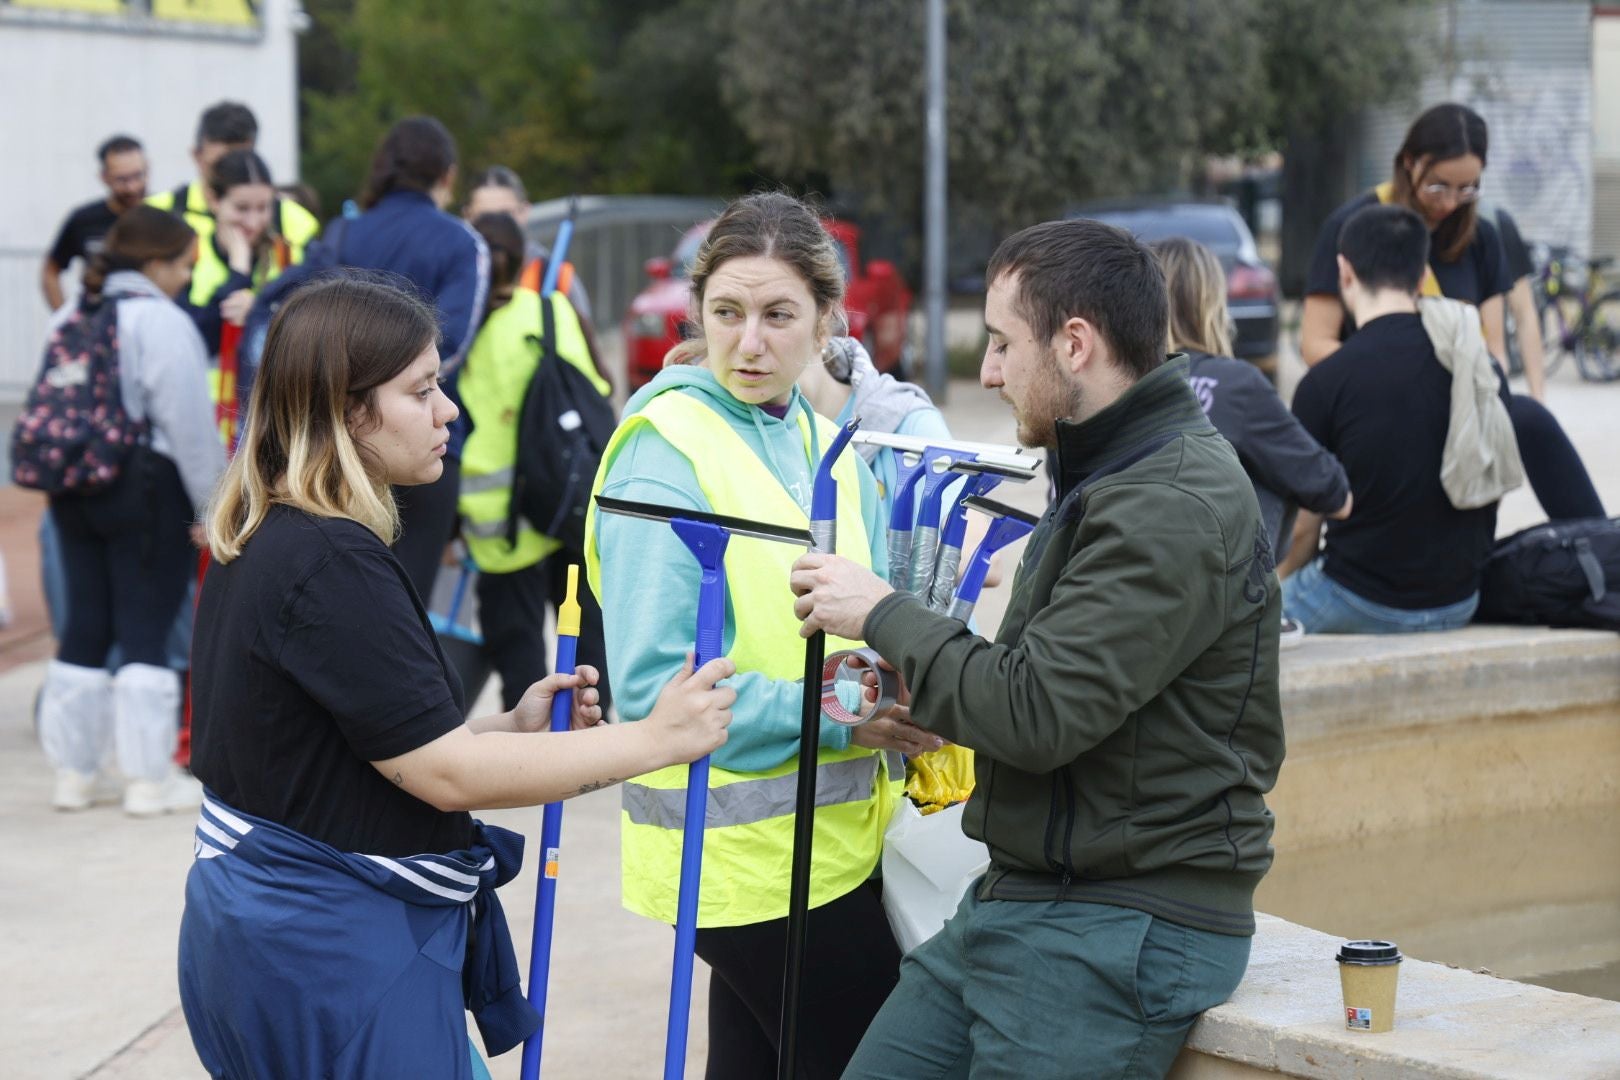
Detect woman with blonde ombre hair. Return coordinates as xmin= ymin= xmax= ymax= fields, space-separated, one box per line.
xmin=179 ymin=273 xmax=736 ymax=1079
xmin=1150 ymin=236 xmax=1350 ymax=580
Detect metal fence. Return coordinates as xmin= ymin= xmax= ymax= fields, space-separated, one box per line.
xmin=524 ymin=195 xmax=723 ymax=332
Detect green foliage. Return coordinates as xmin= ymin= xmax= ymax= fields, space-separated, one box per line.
xmin=299 ymin=0 xmax=1432 ymax=234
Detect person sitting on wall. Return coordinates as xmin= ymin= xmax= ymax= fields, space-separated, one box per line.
xmin=1281 ymin=204 xmax=1514 ymax=633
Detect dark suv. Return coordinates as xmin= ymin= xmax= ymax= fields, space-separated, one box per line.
xmin=1069 ymin=199 xmax=1279 ymax=363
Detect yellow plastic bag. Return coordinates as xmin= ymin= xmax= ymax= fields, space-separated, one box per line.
xmin=904 ymin=744 xmax=975 ymax=815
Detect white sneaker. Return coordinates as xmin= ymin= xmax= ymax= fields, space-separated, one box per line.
xmin=1279 ymin=616 xmax=1307 ymax=651
xmin=124 ymin=770 xmax=204 ymax=818
xmin=53 ymin=769 xmax=97 ymax=811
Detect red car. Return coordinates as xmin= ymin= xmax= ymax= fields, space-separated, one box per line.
xmin=623 ymin=218 xmax=913 ymax=390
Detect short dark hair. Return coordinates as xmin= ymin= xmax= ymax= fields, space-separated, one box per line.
xmin=1337 ymin=204 xmax=1431 ymax=294
xmin=985 ymin=219 xmax=1168 ymax=380
xmin=360 ymin=116 xmax=457 ymax=209
xmin=97 ymin=135 xmax=142 ymax=164
xmin=196 ymin=101 xmax=258 ymax=149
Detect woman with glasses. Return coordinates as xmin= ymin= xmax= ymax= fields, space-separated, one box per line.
xmin=1300 ymin=102 xmax=1603 ymax=521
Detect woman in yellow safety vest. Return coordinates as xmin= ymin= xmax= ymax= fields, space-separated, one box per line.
xmin=585 ymin=192 xmax=944 ymax=1079
xmin=181 ymin=149 xmax=303 ymax=444
xmin=457 ymin=211 xmax=616 ymax=714
xmin=183 ymin=149 xmax=298 ymax=358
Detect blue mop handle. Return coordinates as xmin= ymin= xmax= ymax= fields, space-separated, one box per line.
xmin=665 ymin=519 xmax=729 ymax=1080
xmin=948 ymin=514 xmax=1036 ymax=623
xmin=810 ymin=418 xmax=859 ymax=552
xmin=885 ymin=451 xmax=928 ymax=586
xmin=519 ymin=567 xmax=584 ymax=1080
xmin=539 ymin=196 xmax=578 ymax=298
xmin=911 ymin=453 xmax=968 ymax=594
xmin=928 ymin=476 xmax=1000 ymax=612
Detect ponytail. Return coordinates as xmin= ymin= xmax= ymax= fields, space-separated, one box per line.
xmin=83 ymin=205 xmax=195 ymax=303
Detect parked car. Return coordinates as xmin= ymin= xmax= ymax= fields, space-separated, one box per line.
xmin=622 ymin=218 xmax=913 ymax=390
xmin=1068 ymin=199 xmax=1280 ymax=363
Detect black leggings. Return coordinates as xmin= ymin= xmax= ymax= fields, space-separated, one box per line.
xmin=693 ymin=879 xmax=901 ymax=1080
xmin=1507 ymin=394 xmax=1605 ymax=521
xmin=392 ymin=456 xmax=462 ymax=603
xmin=51 ymin=450 xmax=194 ymax=669
xmin=476 ymin=552 xmax=614 ymax=712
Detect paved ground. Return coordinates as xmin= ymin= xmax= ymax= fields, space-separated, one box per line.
xmin=1 ymin=351 xmax=1615 ymax=1078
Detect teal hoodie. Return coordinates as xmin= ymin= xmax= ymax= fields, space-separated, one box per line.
xmin=593 ymin=365 xmax=888 ymax=773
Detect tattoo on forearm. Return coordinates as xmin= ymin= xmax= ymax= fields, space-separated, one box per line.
xmin=571 ymin=778 xmax=623 ymax=796
xmin=391 ymin=771 xmax=404 ymax=788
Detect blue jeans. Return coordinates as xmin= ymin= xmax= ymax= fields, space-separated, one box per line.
xmin=844 ymin=890 xmax=1251 ymax=1080
xmin=1283 ymin=560 xmax=1478 ymax=634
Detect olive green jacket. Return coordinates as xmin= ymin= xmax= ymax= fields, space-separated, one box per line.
xmin=864 ymin=357 xmax=1284 ymax=935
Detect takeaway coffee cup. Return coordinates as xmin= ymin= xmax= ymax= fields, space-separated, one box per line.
xmin=1336 ymin=940 xmax=1402 ymax=1033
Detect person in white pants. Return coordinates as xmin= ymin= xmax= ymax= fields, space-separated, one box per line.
xmin=32 ymin=206 xmax=224 ymax=816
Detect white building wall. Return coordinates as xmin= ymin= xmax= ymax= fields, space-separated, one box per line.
xmin=1593 ymin=10 xmax=1620 ymax=258
xmin=0 ymin=0 xmax=303 ymax=400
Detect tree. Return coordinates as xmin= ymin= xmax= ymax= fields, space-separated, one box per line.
xmin=300 ymin=0 xmax=598 ymax=215
xmin=722 ymin=0 xmax=1263 ymax=234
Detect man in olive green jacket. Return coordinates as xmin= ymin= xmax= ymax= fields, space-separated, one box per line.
xmin=792 ymin=219 xmax=1283 ymax=1079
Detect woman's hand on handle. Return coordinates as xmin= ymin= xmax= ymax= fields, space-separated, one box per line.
xmin=644 ymin=653 xmax=737 ymax=764
xmin=506 ymin=665 xmax=604 ymax=733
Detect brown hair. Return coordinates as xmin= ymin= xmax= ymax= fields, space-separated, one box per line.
xmin=360 ymin=116 xmax=457 ymax=210
xmin=986 ymin=218 xmax=1168 ymax=380
xmin=206 ymin=274 xmax=440 ymax=560
xmin=82 ymin=205 xmax=195 ymax=302
xmin=665 ymin=191 xmax=846 ymax=367
xmin=471 ymin=211 xmax=527 ymax=315
xmin=1389 ymin=103 xmax=1488 ymax=263
xmin=1151 ymin=237 xmax=1234 ymax=358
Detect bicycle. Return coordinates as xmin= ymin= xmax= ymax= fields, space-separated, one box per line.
xmin=1514 ymin=247 xmax=1620 ymax=383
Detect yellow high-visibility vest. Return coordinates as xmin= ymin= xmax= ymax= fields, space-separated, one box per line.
xmin=585 ymin=388 xmax=902 ymax=928
xmin=458 ymin=288 xmax=608 ymax=573
xmin=148 ymin=180 xmax=318 ymax=308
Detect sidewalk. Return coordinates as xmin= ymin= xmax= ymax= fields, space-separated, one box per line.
xmin=1 ymin=363 xmax=1616 ymax=1078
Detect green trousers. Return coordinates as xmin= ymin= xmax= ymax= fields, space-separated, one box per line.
xmin=844 ymin=892 xmax=1250 ymax=1079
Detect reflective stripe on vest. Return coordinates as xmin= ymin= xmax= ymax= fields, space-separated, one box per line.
xmin=584 ymin=386 xmax=902 ymax=928
xmin=457 ymin=287 xmax=604 ymax=574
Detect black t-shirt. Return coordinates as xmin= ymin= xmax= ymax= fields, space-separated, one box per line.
xmin=190 ymin=505 xmax=470 ymax=856
xmin=48 ymin=198 xmax=122 ymax=270
xmin=1491 ymin=206 xmax=1533 ymax=283
xmin=1306 ymin=191 xmax=1516 ymax=337
xmin=1291 ymin=313 xmax=1499 ymax=610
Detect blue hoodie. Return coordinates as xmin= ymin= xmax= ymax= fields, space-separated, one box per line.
xmin=594 ymin=365 xmax=888 ymax=773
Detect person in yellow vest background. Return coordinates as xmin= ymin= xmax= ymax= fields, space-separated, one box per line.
xmin=458 ymin=211 xmax=616 ymax=714
xmin=149 ymin=102 xmax=320 ymax=351
xmin=585 ymin=192 xmax=943 ymax=1079
xmin=462 ymin=165 xmax=614 ymax=392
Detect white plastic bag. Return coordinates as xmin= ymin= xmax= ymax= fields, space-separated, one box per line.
xmin=880 ymin=800 xmax=990 ymax=953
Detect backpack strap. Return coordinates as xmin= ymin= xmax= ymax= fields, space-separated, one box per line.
xmin=503 ymin=295 xmax=560 ymax=550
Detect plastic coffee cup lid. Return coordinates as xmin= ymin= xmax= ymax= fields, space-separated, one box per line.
xmin=1337 ymin=940 xmax=1402 ymax=965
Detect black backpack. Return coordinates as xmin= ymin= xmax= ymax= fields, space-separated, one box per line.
xmin=1476 ymin=517 xmax=1620 ymax=631
xmin=10 ymin=292 xmax=148 ymax=495
xmin=507 ymin=292 xmax=617 ymax=553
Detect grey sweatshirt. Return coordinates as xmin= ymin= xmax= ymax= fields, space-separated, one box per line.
xmin=49 ymin=271 xmax=226 ymax=513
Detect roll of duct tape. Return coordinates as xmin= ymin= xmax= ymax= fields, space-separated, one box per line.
xmin=820 ymin=647 xmax=902 ymax=726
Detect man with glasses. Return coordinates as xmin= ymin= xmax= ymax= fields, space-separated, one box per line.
xmin=41 ymin=135 xmax=149 ymax=311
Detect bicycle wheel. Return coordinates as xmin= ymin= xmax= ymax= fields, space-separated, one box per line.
xmin=1574 ymin=292 xmax=1620 ymax=382
xmin=1539 ymin=292 xmax=1580 ymax=379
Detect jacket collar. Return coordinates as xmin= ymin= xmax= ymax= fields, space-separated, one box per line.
xmin=1050 ymin=355 xmax=1207 ymax=500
